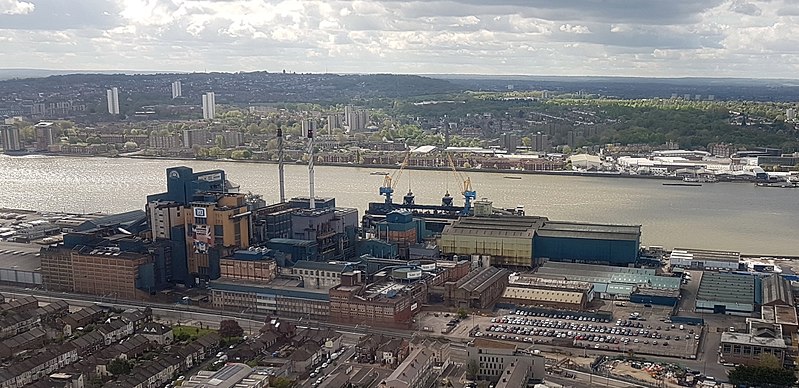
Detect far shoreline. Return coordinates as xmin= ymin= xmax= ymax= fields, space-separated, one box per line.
xmin=111 ymin=153 xmax=688 ymax=181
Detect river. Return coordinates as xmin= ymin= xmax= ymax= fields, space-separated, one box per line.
xmin=1 ymin=155 xmax=797 ymax=256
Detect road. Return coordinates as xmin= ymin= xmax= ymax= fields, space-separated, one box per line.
xmin=0 ymin=288 xmax=265 ymax=334
xmin=1 ymin=286 xmax=730 ymax=382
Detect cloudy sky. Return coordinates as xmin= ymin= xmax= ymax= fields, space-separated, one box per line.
xmin=1 ymin=0 xmax=798 ymax=77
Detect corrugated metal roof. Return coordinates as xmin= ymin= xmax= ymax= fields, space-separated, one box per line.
xmin=503 ymin=287 xmax=584 ymax=305
xmin=442 ymin=216 xmax=545 ymax=238
xmin=536 ymin=221 xmax=640 ymax=241
xmin=696 ymin=272 xmax=754 ymax=303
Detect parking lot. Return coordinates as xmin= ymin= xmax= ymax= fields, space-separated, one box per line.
xmin=476 ymin=309 xmax=700 ymax=359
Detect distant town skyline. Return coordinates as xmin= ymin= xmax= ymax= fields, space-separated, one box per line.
xmin=1 ymin=0 xmax=798 ymax=78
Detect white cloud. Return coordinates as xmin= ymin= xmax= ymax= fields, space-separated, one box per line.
xmin=559 ymin=24 xmax=590 ymax=34
xmin=0 ymin=0 xmax=797 ymax=77
xmin=0 ymin=0 xmax=34 ymax=15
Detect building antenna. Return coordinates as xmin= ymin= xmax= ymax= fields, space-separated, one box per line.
xmin=277 ymin=128 xmax=286 ymax=203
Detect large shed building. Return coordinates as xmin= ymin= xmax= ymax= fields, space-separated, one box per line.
xmin=695 ymin=272 xmax=757 ymax=315
xmin=533 ymin=222 xmax=641 ymax=265
xmin=443 ymin=266 xmax=510 ymax=309
xmin=439 ymin=216 xmax=641 ymax=268
xmin=535 ymin=262 xmax=680 ymax=302
xmin=669 ymin=248 xmax=741 ymax=271
xmin=439 ymin=216 xmax=545 ymax=268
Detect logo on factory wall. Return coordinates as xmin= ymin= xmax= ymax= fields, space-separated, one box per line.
xmin=169 ymin=170 xmax=180 ymax=179
xmin=197 ymin=172 xmax=223 ymax=182
xmin=192 ymin=224 xmax=213 ymax=254
xmin=193 ymin=207 xmax=207 ymax=218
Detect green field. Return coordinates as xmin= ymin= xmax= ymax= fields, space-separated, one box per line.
xmin=173 ymin=325 xmax=216 ymax=341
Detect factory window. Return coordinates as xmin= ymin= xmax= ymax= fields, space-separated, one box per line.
xmin=732 ymin=345 xmax=741 ymax=354
xmin=743 ymin=346 xmax=751 ymax=355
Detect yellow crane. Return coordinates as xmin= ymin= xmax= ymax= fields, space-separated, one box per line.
xmin=447 ymin=153 xmax=476 ymax=215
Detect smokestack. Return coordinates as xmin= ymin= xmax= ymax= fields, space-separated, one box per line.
xmin=277 ymin=128 xmax=285 ymax=203
xmin=307 ymin=127 xmax=315 ymax=209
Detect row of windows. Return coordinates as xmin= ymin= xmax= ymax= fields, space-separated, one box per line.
xmin=479 ymin=355 xmax=505 ymax=363
xmin=294 ymin=269 xmax=341 ymax=278
xmin=722 ymin=343 xmax=783 ymax=357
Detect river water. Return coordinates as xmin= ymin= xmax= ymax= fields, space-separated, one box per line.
xmin=1 ymin=155 xmax=797 ymax=256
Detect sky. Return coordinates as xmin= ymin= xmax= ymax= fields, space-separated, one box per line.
xmin=1 ymin=0 xmax=798 ymax=78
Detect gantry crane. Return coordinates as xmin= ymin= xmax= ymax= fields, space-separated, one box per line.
xmin=379 ymin=150 xmax=410 ymax=204
xmin=447 ymin=153 xmax=476 ymax=215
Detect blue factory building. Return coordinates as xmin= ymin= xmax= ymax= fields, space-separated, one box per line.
xmin=146 ymin=166 xmax=229 ymax=205
xmin=533 ymin=221 xmax=641 ymax=266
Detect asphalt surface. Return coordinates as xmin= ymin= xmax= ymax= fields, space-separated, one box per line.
xmin=0 ymin=284 xmax=733 ymax=382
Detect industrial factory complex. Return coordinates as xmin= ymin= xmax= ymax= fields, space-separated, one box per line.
xmin=1 ymin=158 xmax=798 ymax=388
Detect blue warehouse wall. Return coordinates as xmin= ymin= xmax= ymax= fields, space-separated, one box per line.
xmin=533 ymin=236 xmax=639 ymax=265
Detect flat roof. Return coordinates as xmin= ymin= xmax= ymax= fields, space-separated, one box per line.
xmin=0 ymin=250 xmax=41 ymax=271
xmin=208 ymin=279 xmax=330 ymax=301
xmin=536 ymin=221 xmax=641 ymax=241
xmin=509 ymin=273 xmax=592 ymax=292
xmin=442 ymin=216 xmax=546 ymax=238
xmin=292 ymin=260 xmax=349 ymax=272
xmin=721 ymin=332 xmax=786 ymax=349
xmin=761 ymin=305 xmax=799 ymax=326
xmin=535 ymin=262 xmax=680 ymax=290
xmin=696 ymin=272 xmax=754 ymax=303
xmin=670 ymin=248 xmax=741 ymax=262
xmin=503 ymin=287 xmax=584 ymax=305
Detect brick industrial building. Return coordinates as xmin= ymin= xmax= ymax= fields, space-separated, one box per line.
xmin=329 ymin=272 xmax=427 ymax=329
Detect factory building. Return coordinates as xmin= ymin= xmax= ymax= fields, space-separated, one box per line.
xmin=145 ymin=166 xmax=238 ymax=285
xmin=501 ymin=273 xmax=593 ymax=310
xmin=629 ymin=289 xmax=681 ymax=307
xmin=439 ymin=216 xmax=641 ymax=269
xmin=761 ymin=274 xmax=793 ymax=306
xmin=70 ymin=246 xmax=152 ymax=300
xmin=288 ymin=260 xmax=352 ymax=289
xmin=668 ymin=248 xmax=741 ymax=271
xmin=695 ymin=272 xmax=756 ymax=315
xmin=266 ymin=238 xmax=319 ymax=265
xmin=534 ymin=262 xmax=680 ymax=302
xmin=329 ymin=272 xmax=427 ymax=329
xmin=375 ymin=210 xmax=427 ymax=259
xmin=40 ymin=214 xmax=169 ymax=299
xmin=219 ymin=249 xmax=277 ymax=282
xmin=184 ymin=192 xmax=251 ymax=282
xmin=443 ymin=266 xmax=509 ymax=309
xmin=720 ymin=330 xmax=787 ymax=367
xmin=439 ymin=216 xmax=545 ymax=268
xmin=533 ymin=221 xmax=641 ymax=265
xmin=756 ymin=305 xmax=798 ymax=335
xmin=252 ymin=197 xmax=359 ymax=264
xmin=208 ymin=277 xmax=330 ymax=321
